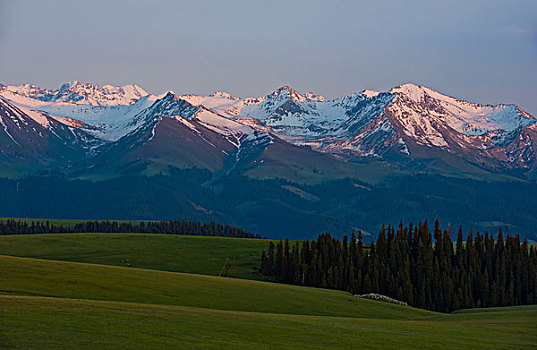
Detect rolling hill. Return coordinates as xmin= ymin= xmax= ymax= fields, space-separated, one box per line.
xmin=3 ymin=296 xmax=535 ymax=350
xmin=0 ymin=233 xmax=268 ymax=279
xmin=1 ymin=251 xmax=535 ymax=349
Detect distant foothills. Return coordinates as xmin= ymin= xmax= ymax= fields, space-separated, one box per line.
xmin=2 ymin=81 xmax=537 ymax=240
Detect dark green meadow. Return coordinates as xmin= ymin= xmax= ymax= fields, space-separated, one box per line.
xmin=0 ymin=233 xmax=270 ymax=279
xmin=1 ymin=255 xmax=430 ymax=319
xmin=0 ymin=233 xmax=536 ymax=349
xmin=2 ymin=296 xmax=535 ymax=350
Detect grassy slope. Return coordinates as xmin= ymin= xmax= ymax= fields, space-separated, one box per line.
xmin=0 ymin=233 xmax=270 ymax=279
xmin=245 ymin=138 xmax=400 ymax=185
xmin=2 ymin=296 xmax=536 ymax=350
xmin=1 ymin=235 xmax=535 ymax=349
xmin=0 ymin=255 xmax=431 ymax=319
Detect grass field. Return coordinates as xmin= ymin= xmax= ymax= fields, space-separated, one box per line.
xmin=1 ymin=233 xmax=536 ymax=349
xmin=0 ymin=233 xmax=271 ymax=279
xmin=0 ymin=255 xmax=535 ymax=349
xmin=0 ymin=255 xmax=431 ymax=319
xmin=2 ymin=296 xmax=535 ymax=350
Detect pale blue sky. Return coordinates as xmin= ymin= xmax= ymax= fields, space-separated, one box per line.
xmin=1 ymin=0 xmax=536 ymax=114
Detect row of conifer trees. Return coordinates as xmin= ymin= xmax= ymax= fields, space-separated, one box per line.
xmin=260 ymin=220 xmax=537 ymax=312
xmin=0 ymin=219 xmax=260 ymax=238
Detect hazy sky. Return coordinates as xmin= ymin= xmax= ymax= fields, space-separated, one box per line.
xmin=1 ymin=0 xmax=536 ymax=114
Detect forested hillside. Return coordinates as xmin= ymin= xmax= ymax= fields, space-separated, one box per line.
xmin=0 ymin=218 xmax=259 ymax=239
xmin=260 ymin=220 xmax=537 ymax=312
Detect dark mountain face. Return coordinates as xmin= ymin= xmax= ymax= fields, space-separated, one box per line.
xmin=0 ymin=98 xmax=98 ymax=176
xmin=89 ymin=116 xmax=241 ymax=176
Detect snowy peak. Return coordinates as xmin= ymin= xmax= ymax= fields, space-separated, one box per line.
xmin=238 ymin=86 xmax=327 ymax=123
xmin=5 ymin=83 xmax=53 ymax=101
xmin=137 ymin=92 xmax=268 ymax=146
xmin=381 ymin=83 xmax=537 ymax=172
xmin=5 ymin=81 xmax=150 ymax=106
xmin=362 ymin=90 xmax=381 ymax=98
xmin=305 ymin=92 xmax=326 ymax=101
xmin=266 ymin=86 xmax=325 ymax=102
xmin=210 ymin=91 xmax=239 ymax=100
xmin=389 ymin=83 xmax=537 ymax=135
xmin=144 ymin=92 xmax=199 ymax=120
xmin=177 ymin=92 xmax=253 ymax=118
xmin=160 ymin=91 xmax=185 ymax=102
xmin=390 ymin=83 xmax=487 ymax=110
xmin=120 ymin=83 xmax=149 ymax=99
xmin=269 ymin=86 xmax=306 ymax=102
xmin=390 ymin=83 xmax=430 ymax=102
xmin=57 ymin=81 xmax=150 ymax=106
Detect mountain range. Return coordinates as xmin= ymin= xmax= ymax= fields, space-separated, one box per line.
xmin=1 ymin=80 xmax=537 ymax=240
xmin=1 ymin=81 xmax=536 ymax=180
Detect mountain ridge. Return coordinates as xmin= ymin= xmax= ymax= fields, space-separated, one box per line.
xmin=0 ymin=81 xmax=535 ymax=180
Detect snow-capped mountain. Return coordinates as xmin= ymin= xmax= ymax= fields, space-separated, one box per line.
xmin=383 ymin=84 xmax=537 ymax=173
xmin=178 ymin=83 xmax=537 ymax=174
xmin=238 ymin=84 xmax=537 ymax=174
xmin=82 ymin=92 xmax=275 ymax=176
xmin=0 ymin=86 xmax=158 ymax=142
xmin=178 ymin=91 xmax=262 ymax=118
xmin=0 ymin=82 xmax=276 ymax=176
xmin=0 ymin=97 xmax=99 ymax=176
xmin=5 ymin=81 xmax=149 ymax=106
xmin=1 ymin=81 xmax=536 ymax=179
xmin=129 ymin=91 xmax=273 ymax=155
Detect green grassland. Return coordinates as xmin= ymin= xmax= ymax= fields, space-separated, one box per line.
xmin=1 ymin=233 xmax=536 ymax=349
xmin=1 ymin=255 xmax=536 ymax=349
xmin=0 ymin=233 xmax=271 ymax=279
xmin=0 ymin=255 xmax=430 ymax=319
xmin=2 ymin=296 xmax=535 ymax=350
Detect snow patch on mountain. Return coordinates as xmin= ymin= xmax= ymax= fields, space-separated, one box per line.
xmin=13 ymin=104 xmax=50 ymax=128
xmin=178 ymin=92 xmax=258 ymax=118
xmin=193 ymin=107 xmax=256 ymax=146
xmin=39 ymin=95 xmax=158 ymax=141
xmin=0 ymin=97 xmax=50 ymax=128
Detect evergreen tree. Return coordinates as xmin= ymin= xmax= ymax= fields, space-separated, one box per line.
xmin=274 ymin=241 xmax=283 ymax=279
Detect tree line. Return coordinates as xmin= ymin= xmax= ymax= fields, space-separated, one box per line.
xmin=0 ymin=219 xmax=260 ymax=239
xmin=260 ymin=220 xmax=537 ymax=312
